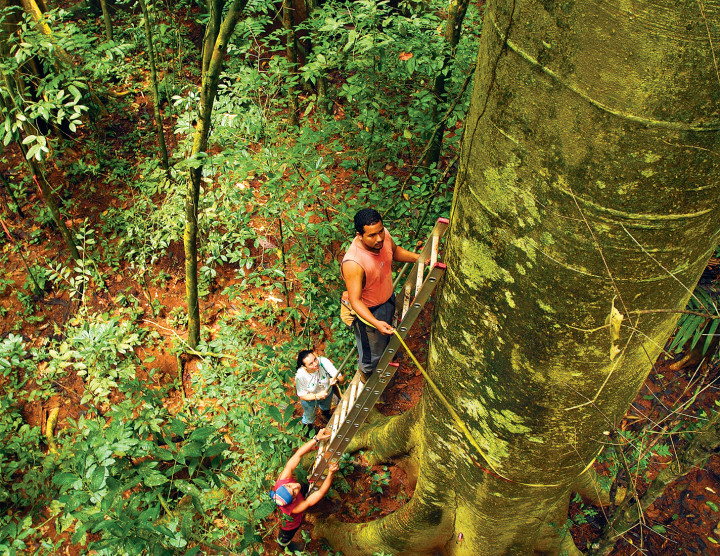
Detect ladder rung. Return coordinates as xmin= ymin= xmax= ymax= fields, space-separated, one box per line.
xmin=330 ymin=402 xmax=342 ymax=440
xmin=339 ymin=395 xmax=349 ymax=424
xmin=348 ymin=382 xmax=358 ymax=409
xmin=431 ymin=234 xmax=439 ymax=267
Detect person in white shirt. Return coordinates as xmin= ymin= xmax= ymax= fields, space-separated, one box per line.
xmin=295 ymin=350 xmax=345 ymax=436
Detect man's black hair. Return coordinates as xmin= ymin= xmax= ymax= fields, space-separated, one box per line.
xmin=297 ymin=349 xmax=314 ymax=370
xmin=354 ymin=208 xmax=383 ymax=235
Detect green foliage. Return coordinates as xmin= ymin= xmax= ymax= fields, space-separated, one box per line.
xmin=46 ymin=222 xmax=105 ymax=301
xmin=100 ymin=173 xmax=185 ymax=269
xmin=0 ymin=0 xmax=472 ymax=552
xmin=0 ymin=400 xmax=48 ymax=555
xmin=296 ymin=0 xmax=481 ymax=172
xmin=569 ymin=493 xmax=599 ymax=526
xmin=0 ymin=7 xmax=89 ymax=157
xmin=370 ymin=466 xmax=390 ymax=495
xmin=53 ymin=396 xmax=232 ymax=554
xmin=668 ymin=287 xmax=719 ymax=357
xmin=597 ymin=429 xmax=674 ymax=482
xmin=0 ymin=337 xmax=51 ymax=555
xmin=0 ymin=333 xmax=34 ymax=387
xmin=45 ymin=315 xmax=142 ymax=405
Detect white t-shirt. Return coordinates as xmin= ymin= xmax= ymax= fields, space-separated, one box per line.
xmin=295 ymin=357 xmax=339 ymax=397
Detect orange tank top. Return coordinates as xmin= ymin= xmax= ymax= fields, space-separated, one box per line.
xmin=342 ymin=229 xmax=394 ymax=307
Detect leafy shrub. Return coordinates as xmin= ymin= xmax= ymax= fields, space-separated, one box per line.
xmin=0 ymin=379 xmax=50 ymax=554
xmin=668 ymin=286 xmax=719 ymax=358
xmin=0 ymin=334 xmax=34 ymax=387
xmin=46 ymin=315 xmax=142 ymax=405
xmin=53 ymin=395 xmax=233 ymax=555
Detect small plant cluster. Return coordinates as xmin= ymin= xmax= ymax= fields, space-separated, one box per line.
xmin=51 ymin=401 xmax=232 ymax=554
xmin=0 ymin=313 xmax=315 ymax=555
xmin=44 ymin=314 xmax=142 ymax=405
xmin=668 ymin=285 xmax=719 ymax=359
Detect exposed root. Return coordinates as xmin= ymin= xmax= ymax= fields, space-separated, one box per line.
xmin=45 ymin=406 xmax=60 ymax=454
xmin=395 ymin=451 xmax=420 ymax=489
xmin=559 ymin=532 xmax=583 ymax=556
xmin=573 ymin=466 xmax=625 ymax=507
xmin=348 ymin=403 xmax=422 ymax=464
xmin=315 ymin=483 xmax=448 ymax=556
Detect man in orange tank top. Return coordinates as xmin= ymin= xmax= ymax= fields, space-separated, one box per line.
xmin=342 ymin=209 xmax=419 ymax=381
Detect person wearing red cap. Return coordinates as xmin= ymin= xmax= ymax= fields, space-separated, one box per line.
xmin=270 ymin=428 xmax=339 ymax=551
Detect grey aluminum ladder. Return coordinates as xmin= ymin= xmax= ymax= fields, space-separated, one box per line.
xmin=307 ymin=217 xmax=449 ymax=492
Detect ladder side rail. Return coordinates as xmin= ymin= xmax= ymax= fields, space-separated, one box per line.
xmin=403 ymin=217 xmax=448 ymax=292
xmin=413 ymin=218 xmax=449 ymax=274
xmin=373 ymin=264 xmax=446 ymax=373
xmin=308 ymin=368 xmax=395 ymax=489
xmin=309 ymin=374 xmax=378 ymax=483
xmin=397 ymin=217 xmax=449 ymax=320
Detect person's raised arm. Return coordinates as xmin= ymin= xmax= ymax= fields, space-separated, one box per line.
xmin=278 ymin=428 xmax=331 ymax=480
xmin=343 ymin=260 xmax=394 ymax=335
xmin=320 ymin=357 xmax=344 ymax=385
xmin=291 ymin=461 xmax=339 ymax=513
xmin=391 ymin=238 xmax=420 ymax=264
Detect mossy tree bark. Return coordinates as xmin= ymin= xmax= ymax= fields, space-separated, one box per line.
xmin=315 ymin=0 xmax=720 ymax=553
xmin=138 ymin=0 xmax=169 ymax=173
xmin=99 ymin=0 xmax=112 ymax=41
xmin=201 ymin=0 xmax=222 ymax=77
xmin=184 ymin=0 xmax=247 ymax=348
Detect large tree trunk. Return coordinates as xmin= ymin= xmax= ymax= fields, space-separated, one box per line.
xmin=316 ymin=0 xmax=720 ymax=553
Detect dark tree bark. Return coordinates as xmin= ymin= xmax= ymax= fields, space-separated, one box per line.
xmin=423 ymin=0 xmax=471 ymax=167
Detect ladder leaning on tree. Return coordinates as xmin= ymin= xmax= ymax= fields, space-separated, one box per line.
xmin=307 ymin=217 xmax=449 ymax=493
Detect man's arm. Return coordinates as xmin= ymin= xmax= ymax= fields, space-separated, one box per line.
xmin=291 ymin=462 xmax=340 ymax=513
xmin=297 ymin=375 xmax=328 ymax=402
xmin=319 ymin=357 xmax=344 ymax=385
xmin=391 ymin=238 xmax=420 ymax=264
xmin=278 ymin=429 xmax=331 ymax=480
xmin=343 ymin=260 xmax=394 ymax=335
xmin=299 ymin=390 xmax=328 ymax=402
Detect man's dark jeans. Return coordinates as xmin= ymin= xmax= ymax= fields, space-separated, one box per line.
xmin=352 ymin=294 xmax=395 ymax=376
